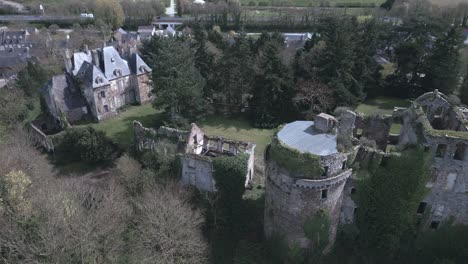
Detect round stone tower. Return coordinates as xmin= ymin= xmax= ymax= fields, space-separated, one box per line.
xmin=264 ymin=112 xmax=356 ymax=250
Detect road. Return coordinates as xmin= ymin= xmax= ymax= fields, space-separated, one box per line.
xmin=0 ymin=15 xmax=89 ymax=22
xmin=0 ymin=0 xmax=25 ymax=12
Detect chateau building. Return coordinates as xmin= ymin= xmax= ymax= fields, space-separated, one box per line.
xmin=42 ymin=46 xmax=152 ymax=127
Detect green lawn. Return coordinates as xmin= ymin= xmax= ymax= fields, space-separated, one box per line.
xmin=79 ymin=104 xmax=162 ymax=149
xmin=355 ymin=96 xmax=410 ymax=117
xmin=355 ymin=96 xmax=410 ymax=135
xmin=199 ymin=115 xmax=275 ymax=161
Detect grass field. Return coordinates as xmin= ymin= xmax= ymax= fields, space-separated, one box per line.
xmin=200 ymin=115 xmax=275 ymax=161
xmin=355 ymin=96 xmax=411 ymax=134
xmin=79 ymin=104 xmax=162 ymax=149
xmin=240 ymin=0 xmax=385 ymax=7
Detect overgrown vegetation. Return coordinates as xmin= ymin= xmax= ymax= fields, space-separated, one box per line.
xmin=269 ymin=137 xmax=323 ymax=178
xmin=53 ymin=127 xmax=119 ymax=165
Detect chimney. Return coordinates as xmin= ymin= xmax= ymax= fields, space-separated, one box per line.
xmin=315 ymin=113 xmax=337 ymax=133
xmin=84 ymin=44 xmax=90 ymax=56
xmin=91 ymin=50 xmax=100 ymax=68
xmin=64 ymin=49 xmax=72 ymax=73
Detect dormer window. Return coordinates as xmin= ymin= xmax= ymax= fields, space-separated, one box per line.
xmin=114 ymin=69 xmax=122 ymax=76
xmin=99 ymin=91 xmax=106 ymax=98
xmin=139 ymin=65 xmax=147 ymax=73
xmin=95 ymin=77 xmax=104 ymax=84
xmin=111 ymin=58 xmax=115 ymax=62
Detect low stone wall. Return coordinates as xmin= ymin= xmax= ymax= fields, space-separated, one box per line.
xmin=28 ymin=123 xmax=54 ymax=152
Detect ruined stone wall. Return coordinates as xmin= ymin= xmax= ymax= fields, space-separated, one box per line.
xmin=419 ymin=135 xmax=468 ymax=226
xmin=180 ymin=154 xmax=216 ymax=192
xmin=396 ymin=91 xmax=468 ymax=228
xmin=361 ymin=115 xmax=392 ymax=151
xmin=28 ymin=123 xmax=54 ymax=152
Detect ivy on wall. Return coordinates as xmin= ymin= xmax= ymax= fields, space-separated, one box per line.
xmin=304 ymin=209 xmax=331 ymax=252
xmin=355 ymin=147 xmax=431 ymax=258
xmin=269 ymin=137 xmax=323 ymax=178
xmin=213 ymin=153 xmax=249 ymax=202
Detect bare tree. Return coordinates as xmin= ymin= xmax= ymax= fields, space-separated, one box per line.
xmin=131 ymin=183 xmax=209 ymax=264
xmin=294 ymin=79 xmax=336 ymax=119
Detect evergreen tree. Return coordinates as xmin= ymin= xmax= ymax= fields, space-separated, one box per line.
xmin=214 ymin=31 xmax=255 ymax=108
xmin=422 ymin=26 xmax=464 ymax=95
xmin=316 ymin=17 xmax=365 ymax=106
xmin=143 ymin=37 xmax=207 ymax=128
xmin=192 ymin=22 xmax=215 ymax=98
xmin=250 ymin=41 xmax=296 ymax=128
xmin=460 ymin=70 xmax=468 ymax=105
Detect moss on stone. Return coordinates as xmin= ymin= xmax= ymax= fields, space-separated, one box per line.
xmin=270 ymin=137 xmax=324 ymax=178
xmin=414 ymin=106 xmax=468 ymax=140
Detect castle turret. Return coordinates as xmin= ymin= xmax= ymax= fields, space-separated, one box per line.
xmin=264 ymin=113 xmax=357 ymax=252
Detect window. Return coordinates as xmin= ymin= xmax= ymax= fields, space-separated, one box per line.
xmin=435 ymin=144 xmax=447 ymax=158
xmin=424 ymin=145 xmax=431 ymax=152
xmin=193 ymin=135 xmax=198 ymax=146
xmin=322 ymin=166 xmax=328 ymax=177
xmin=99 ymin=91 xmax=106 ymax=98
xmin=430 ymin=221 xmax=440 ymax=230
xmin=417 ymin=202 xmax=427 ymax=214
xmin=342 ymin=160 xmax=347 ymax=170
xmin=350 ymin=188 xmax=356 ymax=195
xmin=103 ymin=105 xmax=109 ymax=112
xmin=321 ymin=189 xmax=328 ymax=199
xmin=453 ymin=143 xmax=466 ymax=161
xmin=353 ymin=207 xmax=358 ymax=215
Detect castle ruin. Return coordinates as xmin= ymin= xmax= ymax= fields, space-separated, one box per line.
xmin=133 ymin=121 xmax=256 ymax=192
xmin=264 ymin=90 xmax=468 ymax=251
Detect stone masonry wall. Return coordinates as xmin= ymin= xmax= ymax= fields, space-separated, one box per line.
xmin=264 ymin=155 xmax=352 ymax=250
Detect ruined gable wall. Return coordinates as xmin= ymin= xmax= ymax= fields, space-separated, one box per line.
xmin=180 ymin=154 xmax=216 ymax=192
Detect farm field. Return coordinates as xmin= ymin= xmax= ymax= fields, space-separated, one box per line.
xmin=240 ymin=0 xmax=386 ymax=7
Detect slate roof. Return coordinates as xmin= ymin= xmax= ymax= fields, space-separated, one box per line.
xmin=129 ymin=53 xmax=152 ymax=75
xmin=76 ymin=61 xmax=110 ymax=88
xmin=277 ymin=121 xmax=338 ymax=156
xmin=101 ymin=46 xmax=131 ymax=80
xmin=42 ymin=74 xmax=87 ymax=120
xmin=71 ymin=52 xmax=92 ymax=75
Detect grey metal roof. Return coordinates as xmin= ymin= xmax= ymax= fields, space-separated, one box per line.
xmin=101 ymin=46 xmax=130 ymax=80
xmin=277 ymin=121 xmax=338 ymax=156
xmin=129 ymin=53 xmax=152 ymax=75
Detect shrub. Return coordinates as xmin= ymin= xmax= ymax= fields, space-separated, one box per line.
xmin=55 ymin=127 xmax=118 ymax=165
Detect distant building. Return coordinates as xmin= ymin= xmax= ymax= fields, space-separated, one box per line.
xmin=0 ymin=27 xmax=40 ymax=76
xmin=137 ymin=26 xmax=156 ymax=40
xmin=42 ymin=46 xmax=152 ymax=128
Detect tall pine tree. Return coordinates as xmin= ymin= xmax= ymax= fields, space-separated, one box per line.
xmin=143 ymin=37 xmax=207 ymax=128
xmin=250 ymin=40 xmax=296 ymax=128
xmin=422 ymin=26 xmax=464 ymax=95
